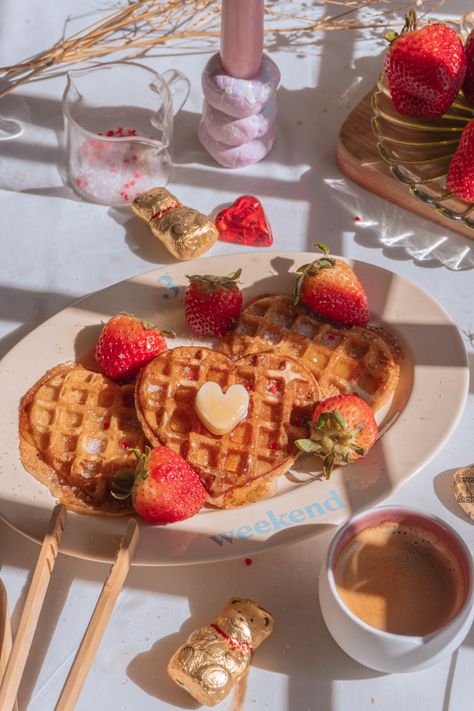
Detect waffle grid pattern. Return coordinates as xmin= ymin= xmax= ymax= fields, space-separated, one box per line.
xmin=23 ymin=364 xmax=146 ymax=510
xmin=220 ymin=296 xmax=399 ymax=411
xmin=135 ymin=346 xmax=319 ymax=502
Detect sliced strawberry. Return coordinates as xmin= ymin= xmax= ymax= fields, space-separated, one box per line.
xmin=184 ymin=269 xmax=243 ymax=337
xmin=294 ymin=244 xmax=369 ymax=327
xmin=112 ymin=446 xmax=206 ymax=524
xmin=95 ymin=313 xmax=174 ymax=382
xmin=295 ymin=394 xmax=378 ymax=478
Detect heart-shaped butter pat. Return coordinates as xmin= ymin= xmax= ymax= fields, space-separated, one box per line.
xmin=195 ymin=381 xmax=249 ymax=436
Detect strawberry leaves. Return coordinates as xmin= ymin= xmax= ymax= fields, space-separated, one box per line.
xmin=295 ymin=396 xmax=377 ymax=479
xmin=111 ymin=447 xmax=148 ymax=499
xmin=111 ymin=468 xmax=135 ymax=500
xmin=186 ymin=269 xmax=242 ymax=293
xmin=294 ymin=243 xmax=336 ymax=305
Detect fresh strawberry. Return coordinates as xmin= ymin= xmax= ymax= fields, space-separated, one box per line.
xmin=112 ymin=446 xmax=206 ymax=524
xmin=463 ymin=30 xmax=474 ymax=104
xmin=295 ymin=394 xmax=378 ymax=478
xmin=184 ymin=269 xmax=243 ymax=337
xmin=447 ymin=120 xmax=474 ymax=202
xmin=95 ymin=313 xmax=174 ymax=382
xmin=384 ymin=10 xmax=466 ymax=118
xmin=294 ymin=244 xmax=369 ymax=326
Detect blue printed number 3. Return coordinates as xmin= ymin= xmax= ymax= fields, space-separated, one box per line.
xmin=157 ymin=274 xmax=179 ymax=299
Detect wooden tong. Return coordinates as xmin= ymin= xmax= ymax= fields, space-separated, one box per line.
xmin=0 ymin=580 xmax=18 ymax=711
xmin=0 ymin=505 xmax=139 ymax=711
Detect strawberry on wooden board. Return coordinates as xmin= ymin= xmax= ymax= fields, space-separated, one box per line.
xmin=384 ymin=10 xmax=466 ymax=118
xmin=447 ymin=120 xmax=474 ymax=202
xmin=294 ymin=244 xmax=369 ymax=327
xmin=184 ymin=269 xmax=243 ymax=337
xmin=463 ymin=30 xmax=474 ymax=104
xmin=112 ymin=446 xmax=207 ymax=524
xmin=95 ymin=313 xmax=174 ymax=382
xmin=295 ymin=394 xmax=378 ymax=479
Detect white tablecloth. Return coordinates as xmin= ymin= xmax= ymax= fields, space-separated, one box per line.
xmin=0 ymin=1 xmax=473 ymax=709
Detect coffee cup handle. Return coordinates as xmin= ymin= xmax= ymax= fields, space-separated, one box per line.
xmin=162 ymin=68 xmax=190 ymax=115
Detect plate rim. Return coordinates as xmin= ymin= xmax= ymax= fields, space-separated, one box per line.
xmin=0 ymin=251 xmax=469 ymax=565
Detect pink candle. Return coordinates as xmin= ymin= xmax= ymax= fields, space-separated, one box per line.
xmin=221 ymin=0 xmax=264 ymax=79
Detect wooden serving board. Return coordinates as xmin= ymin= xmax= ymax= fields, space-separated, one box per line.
xmin=336 ymin=90 xmax=474 ymax=242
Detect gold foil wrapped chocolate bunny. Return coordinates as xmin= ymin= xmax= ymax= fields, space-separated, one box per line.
xmin=132 ymin=187 xmax=219 ymax=260
xmin=168 ymin=598 xmax=273 ymax=706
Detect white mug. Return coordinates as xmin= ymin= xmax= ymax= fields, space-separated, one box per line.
xmin=319 ymin=506 xmax=474 ymax=673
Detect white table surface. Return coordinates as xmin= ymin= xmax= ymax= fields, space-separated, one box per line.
xmin=0 ymin=1 xmax=473 ymax=709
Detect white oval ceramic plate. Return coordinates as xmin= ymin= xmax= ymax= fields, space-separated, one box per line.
xmin=0 ymin=252 xmax=468 ymax=565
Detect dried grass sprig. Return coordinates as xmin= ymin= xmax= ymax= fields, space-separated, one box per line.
xmin=0 ymin=0 xmax=444 ymax=100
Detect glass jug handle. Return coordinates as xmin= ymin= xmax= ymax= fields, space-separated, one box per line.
xmin=162 ymin=69 xmax=190 ymax=115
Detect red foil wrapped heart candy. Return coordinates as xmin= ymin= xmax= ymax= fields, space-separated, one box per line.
xmin=215 ymin=195 xmax=273 ymax=247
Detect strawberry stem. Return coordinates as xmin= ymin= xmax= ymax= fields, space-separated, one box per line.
xmin=385 ymin=8 xmax=417 ymax=43
xmin=186 ymin=269 xmax=242 ymax=293
xmin=294 ymin=244 xmax=336 ymax=304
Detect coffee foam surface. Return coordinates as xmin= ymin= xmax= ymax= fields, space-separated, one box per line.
xmin=334 ymin=520 xmax=466 ymax=636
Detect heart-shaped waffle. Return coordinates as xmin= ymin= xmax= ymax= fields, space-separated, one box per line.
xmin=215 ymin=195 xmax=273 ymax=247
xmin=135 ymin=346 xmax=320 ymax=508
xmin=220 ymin=295 xmax=401 ymax=412
xmin=19 ymin=362 xmax=147 ymax=515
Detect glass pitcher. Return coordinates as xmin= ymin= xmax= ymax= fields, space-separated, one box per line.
xmin=63 ymin=62 xmax=189 ymax=206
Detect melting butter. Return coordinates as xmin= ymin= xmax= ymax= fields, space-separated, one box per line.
xmin=195 ymin=382 xmax=249 ymax=436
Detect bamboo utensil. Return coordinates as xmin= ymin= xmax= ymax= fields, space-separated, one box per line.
xmin=0 ymin=504 xmax=67 ymax=711
xmin=0 ymin=580 xmax=18 ymax=711
xmin=54 ymin=518 xmax=139 ymax=711
xmin=0 ymin=506 xmax=139 ymax=711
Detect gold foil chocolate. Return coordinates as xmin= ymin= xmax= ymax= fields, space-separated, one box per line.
xmin=132 ymin=187 xmax=219 ymax=260
xmin=168 ymin=598 xmax=273 ymax=706
xmin=132 ymin=187 xmax=181 ymax=221
xmin=453 ymin=465 xmax=474 ymax=521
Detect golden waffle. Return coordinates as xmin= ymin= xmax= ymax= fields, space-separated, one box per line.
xmin=19 ymin=362 xmax=147 ymax=515
xmin=135 ymin=346 xmax=320 ymax=508
xmin=220 ymin=295 xmax=401 ymax=412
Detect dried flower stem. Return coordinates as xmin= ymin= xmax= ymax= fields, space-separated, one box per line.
xmin=0 ymin=0 xmax=443 ymax=100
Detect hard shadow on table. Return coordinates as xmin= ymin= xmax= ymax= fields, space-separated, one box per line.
xmin=125 ymin=523 xmax=383 ymax=710
xmin=0 ymin=544 xmax=80 ymax=710
xmin=0 ymin=92 xmax=77 ymax=200
xmin=0 ymin=284 xmax=76 ymax=360
xmin=4 ymin=249 xmax=463 ymax=370
xmin=108 ymin=207 xmax=179 ymax=266
xmin=441 ymin=623 xmax=474 ymax=711
xmin=3 ymin=492 xmax=470 ymax=710
xmin=126 ymin=623 xmax=203 ymax=709
xmin=0 ymin=510 xmax=376 ymax=711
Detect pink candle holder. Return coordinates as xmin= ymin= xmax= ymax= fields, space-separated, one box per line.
xmin=198 ymin=0 xmax=280 ymax=168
